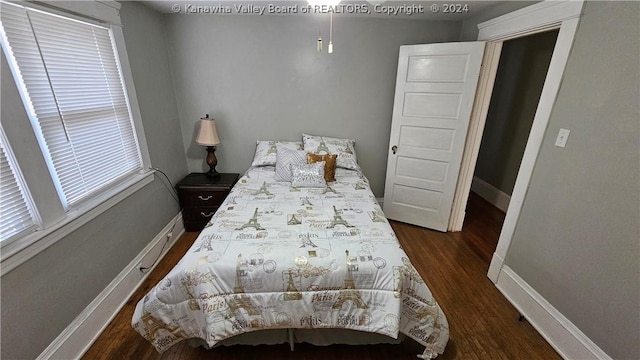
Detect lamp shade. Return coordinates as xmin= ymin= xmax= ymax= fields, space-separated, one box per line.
xmin=195 ymin=118 xmax=220 ymax=146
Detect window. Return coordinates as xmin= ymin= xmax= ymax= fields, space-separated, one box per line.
xmin=1 ymin=2 xmax=143 ymax=208
xmin=0 ymin=128 xmax=37 ymax=242
xmin=0 ymin=1 xmax=151 ymax=270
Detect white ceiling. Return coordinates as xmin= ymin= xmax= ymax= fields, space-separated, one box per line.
xmin=140 ymin=0 xmax=503 ymax=20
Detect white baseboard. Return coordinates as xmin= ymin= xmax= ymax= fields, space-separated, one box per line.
xmin=471 ymin=176 xmax=511 ymax=212
xmin=487 ymin=253 xmax=504 ymax=283
xmin=495 ymin=266 xmax=612 ymax=360
xmin=36 ymin=213 xmax=185 ymax=360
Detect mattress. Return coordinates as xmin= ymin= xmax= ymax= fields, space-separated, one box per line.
xmin=132 ymin=165 xmax=449 ymax=358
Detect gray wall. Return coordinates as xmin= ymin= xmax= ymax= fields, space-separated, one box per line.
xmin=502 ymin=2 xmax=639 ymax=359
xmin=0 ymin=2 xmax=187 ymax=359
xmin=474 ymin=30 xmax=557 ymax=195
xmin=163 ymin=14 xmax=461 ymax=196
xmin=3 ymin=2 xmax=637 ymax=359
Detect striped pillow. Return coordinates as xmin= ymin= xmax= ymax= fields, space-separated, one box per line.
xmin=275 ymin=147 xmax=307 ymax=182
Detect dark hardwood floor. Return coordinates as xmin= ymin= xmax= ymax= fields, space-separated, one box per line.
xmin=83 ymin=192 xmax=560 ymax=360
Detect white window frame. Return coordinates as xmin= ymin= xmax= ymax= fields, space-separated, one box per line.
xmin=0 ymin=125 xmax=40 ymax=242
xmin=0 ymin=0 xmax=153 ymax=274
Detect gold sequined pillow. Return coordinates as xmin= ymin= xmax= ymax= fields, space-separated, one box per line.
xmin=307 ymin=153 xmax=337 ymax=182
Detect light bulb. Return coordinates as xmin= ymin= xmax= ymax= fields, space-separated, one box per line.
xmin=328 ymin=41 xmax=333 ymax=54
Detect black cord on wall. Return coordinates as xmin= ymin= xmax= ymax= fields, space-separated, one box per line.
xmin=139 ymin=218 xmax=177 ymax=273
xmin=152 ymin=167 xmax=180 ymax=205
xmin=139 ymin=167 xmax=182 ymax=273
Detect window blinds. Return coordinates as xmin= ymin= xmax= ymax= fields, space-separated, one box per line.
xmin=0 ymin=133 xmax=36 ymax=242
xmin=0 ymin=3 xmax=142 ymax=208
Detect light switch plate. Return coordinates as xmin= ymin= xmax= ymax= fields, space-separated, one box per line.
xmin=555 ymin=128 xmax=570 ymax=148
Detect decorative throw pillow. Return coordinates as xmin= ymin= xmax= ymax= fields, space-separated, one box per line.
xmin=291 ymin=162 xmax=326 ymax=188
xmin=251 ymin=140 xmax=303 ymax=167
xmin=302 ymin=134 xmax=358 ymax=170
xmin=275 ymin=147 xmax=307 ymax=182
xmin=307 ymin=153 xmax=337 ymax=182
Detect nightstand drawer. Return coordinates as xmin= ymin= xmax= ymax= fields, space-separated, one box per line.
xmin=176 ymin=173 xmax=239 ymax=232
xmin=182 ymin=206 xmax=220 ymax=223
xmin=179 ymin=190 xmax=229 ymax=208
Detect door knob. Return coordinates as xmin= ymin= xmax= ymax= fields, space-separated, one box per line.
xmin=391 ymin=145 xmax=398 ymax=155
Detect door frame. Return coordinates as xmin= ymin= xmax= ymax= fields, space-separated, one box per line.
xmin=446 ymin=0 xmax=584 ymax=283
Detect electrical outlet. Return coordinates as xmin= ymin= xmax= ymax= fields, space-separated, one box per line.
xmin=555 ymin=128 xmax=570 ymax=148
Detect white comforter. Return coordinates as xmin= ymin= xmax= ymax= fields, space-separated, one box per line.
xmin=132 ymin=166 xmax=449 ymax=358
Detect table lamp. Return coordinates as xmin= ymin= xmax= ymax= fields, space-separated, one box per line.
xmin=195 ymin=114 xmax=221 ymax=178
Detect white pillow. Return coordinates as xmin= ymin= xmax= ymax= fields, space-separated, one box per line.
xmin=275 ymin=147 xmax=307 ymax=182
xmin=302 ymin=134 xmax=358 ymax=170
xmin=251 ymin=140 xmax=303 ymax=167
xmin=291 ymin=162 xmax=326 ymax=188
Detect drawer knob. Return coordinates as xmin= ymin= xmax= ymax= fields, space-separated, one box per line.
xmin=198 ymin=195 xmax=213 ymax=201
xmin=200 ymin=211 xmax=215 ymax=217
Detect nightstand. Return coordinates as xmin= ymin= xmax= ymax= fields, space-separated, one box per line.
xmin=176 ymin=173 xmax=239 ymax=231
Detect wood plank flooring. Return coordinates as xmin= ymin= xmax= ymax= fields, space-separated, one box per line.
xmin=83 ymin=193 xmax=560 ymax=360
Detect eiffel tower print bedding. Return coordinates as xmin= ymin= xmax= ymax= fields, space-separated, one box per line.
xmin=132 ymin=165 xmax=449 ymax=359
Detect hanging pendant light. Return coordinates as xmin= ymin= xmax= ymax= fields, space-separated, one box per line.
xmin=309 ymin=0 xmax=339 ymax=54
xmin=328 ymin=13 xmax=334 ymax=54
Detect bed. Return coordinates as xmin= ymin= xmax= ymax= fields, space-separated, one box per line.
xmin=132 ymin=135 xmax=449 ymax=359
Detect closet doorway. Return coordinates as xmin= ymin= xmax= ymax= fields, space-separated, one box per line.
xmin=466 ymin=30 xmax=559 ymax=259
xmin=442 ymin=0 xmax=583 ymax=283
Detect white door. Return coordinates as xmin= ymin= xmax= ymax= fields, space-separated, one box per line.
xmin=383 ymin=42 xmax=485 ymax=232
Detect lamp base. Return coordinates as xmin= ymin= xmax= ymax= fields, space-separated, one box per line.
xmin=205 ymin=146 xmax=220 ymax=179
xmin=206 ymin=168 xmax=220 ymax=178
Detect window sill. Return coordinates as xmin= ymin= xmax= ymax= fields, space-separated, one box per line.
xmin=1 ymin=170 xmax=154 ymax=275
